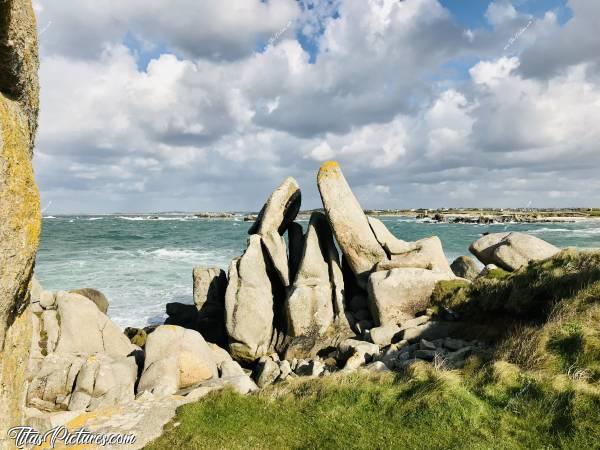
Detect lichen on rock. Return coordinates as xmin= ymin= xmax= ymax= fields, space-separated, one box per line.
xmin=0 ymin=1 xmax=40 ymax=446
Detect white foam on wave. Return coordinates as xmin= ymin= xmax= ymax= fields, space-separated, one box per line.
xmin=526 ymin=227 xmax=600 ymax=236
xmin=87 ymin=217 xmax=103 ymax=221
xmin=526 ymin=228 xmax=571 ymax=234
xmin=141 ymin=247 xmax=226 ymax=263
xmin=573 ymin=227 xmax=600 ymax=235
xmin=155 ymin=216 xmax=195 ymax=221
xmin=118 ymin=216 xmax=146 ymax=221
xmin=43 ymin=215 xmax=57 ymax=219
xmin=118 ymin=215 xmax=196 ymax=222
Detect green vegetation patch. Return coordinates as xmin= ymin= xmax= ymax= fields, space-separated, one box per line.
xmin=147 ymin=367 xmax=600 ymax=450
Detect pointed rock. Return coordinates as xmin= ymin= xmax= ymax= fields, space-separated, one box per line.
xmin=284 ymin=213 xmax=351 ymax=358
xmin=248 ymin=176 xmax=301 ymax=236
xmin=317 ymin=162 xmax=387 ymax=286
xmin=286 ymin=213 xmax=336 ymax=336
xmin=225 ymin=236 xmax=275 ymax=362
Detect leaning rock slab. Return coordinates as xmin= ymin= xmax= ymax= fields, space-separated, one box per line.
xmin=374 ymin=236 xmax=453 ymax=275
xmin=248 ymin=176 xmax=301 ymax=236
xmin=225 ymin=235 xmax=276 ymax=362
xmin=368 ymin=268 xmax=459 ymax=326
xmin=317 ymin=161 xmax=387 ymax=286
xmin=138 ymin=325 xmax=218 ymax=396
xmin=469 ymin=232 xmax=559 ymax=271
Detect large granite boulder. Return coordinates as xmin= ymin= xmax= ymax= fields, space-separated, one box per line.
xmin=470 ymin=232 xmax=559 ymax=271
xmin=248 ymin=176 xmax=301 ymax=236
xmin=68 ymin=288 xmax=109 ymax=314
xmin=26 ymin=287 xmax=140 ymax=412
xmin=53 ymin=291 xmax=135 ymax=356
xmin=27 ymin=351 xmax=138 ymax=413
xmin=0 ymin=0 xmax=41 ymax=440
xmin=225 ymin=235 xmax=276 ymax=362
xmin=450 ymin=255 xmax=480 ymax=280
xmin=27 ymin=353 xmax=86 ymax=412
xmin=68 ymin=354 xmax=137 ymax=412
xmin=368 ymin=268 xmax=460 ymax=326
xmin=138 ymin=325 xmax=218 ymax=396
xmin=286 ymin=212 xmax=350 ymax=341
xmin=317 ymin=161 xmax=387 ymax=287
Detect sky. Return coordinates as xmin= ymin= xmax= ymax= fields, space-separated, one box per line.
xmin=31 ymin=0 xmax=600 ymax=214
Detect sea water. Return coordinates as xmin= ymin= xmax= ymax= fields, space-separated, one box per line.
xmin=36 ymin=215 xmax=600 ymax=329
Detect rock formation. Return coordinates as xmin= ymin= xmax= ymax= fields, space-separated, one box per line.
xmin=0 ymin=0 xmax=40 ymax=444
xmin=317 ymin=161 xmax=387 ymax=287
xmin=450 ymin=255 xmax=480 ymax=280
xmin=248 ymin=176 xmax=301 ymax=236
xmin=193 ymin=266 xmax=227 ymax=345
xmin=285 ymin=212 xmax=352 ymax=357
xmin=27 ymin=285 xmax=139 ymax=412
xmin=68 ymin=288 xmax=109 ymax=314
xmin=470 ymin=232 xmax=560 ymax=271
xmin=15 ymin=159 xmax=562 ymax=446
xmin=225 ymin=236 xmax=278 ymax=362
xmin=225 ymin=177 xmax=304 ymax=362
xmin=368 ymin=268 xmax=461 ymax=326
xmin=138 ymin=325 xmax=218 ymax=396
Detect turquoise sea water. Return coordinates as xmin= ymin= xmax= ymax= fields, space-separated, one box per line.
xmin=36 ymin=215 xmax=600 ymax=328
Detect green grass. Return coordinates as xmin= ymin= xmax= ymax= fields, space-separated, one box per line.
xmin=146 ymin=249 xmax=600 ymax=450
xmin=146 ymin=365 xmax=600 ymax=450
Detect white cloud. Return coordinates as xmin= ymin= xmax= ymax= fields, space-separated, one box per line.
xmin=32 ymin=0 xmax=600 ymax=212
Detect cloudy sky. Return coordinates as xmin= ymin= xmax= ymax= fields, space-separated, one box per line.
xmin=33 ymin=0 xmax=600 ymax=214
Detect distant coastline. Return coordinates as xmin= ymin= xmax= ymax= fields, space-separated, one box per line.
xmin=42 ymin=208 xmax=600 ymax=224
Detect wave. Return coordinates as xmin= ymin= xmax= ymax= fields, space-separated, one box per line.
xmin=527 ymin=227 xmax=600 ymax=236
xmin=118 ymin=215 xmax=196 ymax=222
xmin=43 ymin=215 xmax=57 ymax=219
xmin=118 ymin=216 xmax=146 ymax=221
xmin=87 ymin=217 xmax=103 ymax=221
xmin=573 ymin=227 xmax=600 ymax=235
xmin=526 ymin=228 xmax=571 ymax=234
xmin=143 ymin=248 xmax=214 ymax=261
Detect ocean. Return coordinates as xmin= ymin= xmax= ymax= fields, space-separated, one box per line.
xmin=36 ymin=215 xmax=600 ymax=329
